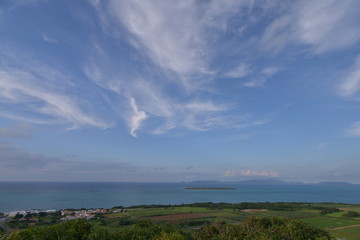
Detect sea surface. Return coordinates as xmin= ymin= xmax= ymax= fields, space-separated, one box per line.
xmin=1 ymin=182 xmax=360 ymax=212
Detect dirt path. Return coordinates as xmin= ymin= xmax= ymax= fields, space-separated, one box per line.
xmin=333 ymin=224 xmax=360 ymax=230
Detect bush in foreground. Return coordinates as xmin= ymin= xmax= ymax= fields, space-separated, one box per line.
xmin=194 ymin=217 xmax=333 ymax=240
xmin=6 ymin=217 xmax=334 ymax=240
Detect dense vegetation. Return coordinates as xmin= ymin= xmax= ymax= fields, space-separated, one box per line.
xmin=342 ymin=211 xmax=360 ymax=218
xmin=320 ymin=207 xmax=340 ymax=215
xmin=0 ymin=227 xmax=6 ymax=238
xmin=6 ymin=217 xmax=333 ymax=240
xmin=129 ymin=202 xmax=337 ymax=211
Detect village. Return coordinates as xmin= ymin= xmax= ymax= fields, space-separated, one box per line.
xmin=59 ymin=208 xmax=125 ymax=221
xmin=0 ymin=207 xmax=126 ymax=230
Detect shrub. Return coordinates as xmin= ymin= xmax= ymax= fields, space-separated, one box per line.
xmin=342 ymin=211 xmax=360 ymax=218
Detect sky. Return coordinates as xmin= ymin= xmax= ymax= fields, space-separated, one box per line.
xmin=0 ymin=0 xmax=360 ymax=183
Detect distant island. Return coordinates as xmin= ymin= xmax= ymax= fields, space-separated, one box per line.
xmin=185 ymin=187 xmax=236 ymax=190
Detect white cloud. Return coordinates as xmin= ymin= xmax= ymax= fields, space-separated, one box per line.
xmin=80 ymin=0 xmax=271 ymax=136
xmin=42 ymin=35 xmax=58 ymax=44
xmin=261 ymin=67 xmax=278 ymax=77
xmin=295 ymin=0 xmax=360 ymax=53
xmin=225 ymin=63 xmax=252 ymax=78
xmin=0 ymin=66 xmax=111 ymax=129
xmin=244 ymin=78 xmax=266 ymax=87
xmin=346 ymin=122 xmax=360 ymax=137
xmin=262 ymin=14 xmax=293 ymax=52
xmin=109 ymin=0 xmax=211 ymax=89
xmin=224 ymin=170 xmax=279 ymax=178
xmin=185 ymin=101 xmax=227 ymax=112
xmin=317 ymin=142 xmax=330 ymax=150
xmin=128 ymin=97 xmax=147 ymax=137
xmin=240 ymin=66 xmax=279 ymax=88
xmin=340 ymin=56 xmax=360 ymax=97
xmin=262 ymin=0 xmax=360 ymax=53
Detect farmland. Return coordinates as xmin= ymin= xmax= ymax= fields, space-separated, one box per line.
xmin=2 ymin=202 xmax=360 ymax=239
xmin=92 ymin=202 xmax=360 ymax=239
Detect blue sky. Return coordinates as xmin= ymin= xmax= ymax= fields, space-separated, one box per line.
xmin=0 ymin=0 xmax=360 ymax=183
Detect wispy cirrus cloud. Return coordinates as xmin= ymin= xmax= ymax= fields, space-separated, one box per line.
xmin=345 ymin=122 xmax=360 ymax=137
xmin=108 ymin=0 xmax=212 ymax=89
xmin=243 ymin=66 xmax=279 ymax=88
xmin=262 ymin=0 xmax=360 ymax=53
xmin=81 ymin=0 xmax=269 ymax=137
xmin=0 ymin=45 xmax=113 ymax=130
xmin=225 ymin=63 xmax=252 ymax=79
xmin=1 ymin=0 xmax=286 ymax=138
xmin=317 ymin=142 xmax=331 ymax=150
xmin=340 ymin=55 xmax=360 ymax=97
xmin=42 ymin=35 xmax=59 ymax=44
xmin=0 ymin=69 xmax=111 ymax=129
xmin=295 ymin=0 xmax=360 ymax=53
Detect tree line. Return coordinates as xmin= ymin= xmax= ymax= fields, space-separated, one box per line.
xmin=5 ymin=217 xmax=334 ymax=240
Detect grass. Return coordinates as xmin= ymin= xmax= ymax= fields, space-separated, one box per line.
xmin=104 ymin=213 xmax=126 ymax=219
xmin=326 ymin=211 xmax=347 ymax=217
xmin=126 ymin=207 xmax=210 ymax=218
xmin=300 ymin=216 xmax=360 ymax=229
xmin=329 ymin=228 xmax=360 ymax=240
xmin=5 ymin=203 xmax=360 ymax=239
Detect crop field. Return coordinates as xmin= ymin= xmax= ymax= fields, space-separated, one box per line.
xmin=91 ymin=203 xmax=360 ymax=239
xmin=119 ymin=203 xmax=360 ymax=239
xmin=126 ymin=206 xmax=209 ymax=218
xmin=147 ymin=213 xmax=208 ymax=222
xmin=300 ymin=215 xmax=360 ymax=240
xmin=300 ymin=216 xmax=360 ymax=228
xmin=3 ymin=202 xmax=360 ymax=239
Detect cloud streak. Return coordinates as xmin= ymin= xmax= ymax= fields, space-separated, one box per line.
xmin=128 ymin=97 xmax=147 ymax=137
xmin=340 ymin=56 xmax=360 ymax=97
xmin=0 ymin=45 xmax=114 ymax=130
xmin=262 ymin=0 xmax=360 ymax=53
xmin=224 ymin=170 xmax=279 ymax=178
xmin=108 ymin=0 xmax=217 ymax=90
xmin=0 ymin=70 xmax=110 ymax=129
xmin=81 ymin=1 xmax=269 ymax=136
xmin=225 ymin=63 xmax=252 ymax=79
xmin=346 ymin=122 xmax=360 ymax=137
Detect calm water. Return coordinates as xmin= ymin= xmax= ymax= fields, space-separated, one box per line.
xmin=1 ymin=182 xmax=360 ymax=212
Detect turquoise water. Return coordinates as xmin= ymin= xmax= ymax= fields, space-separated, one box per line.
xmin=1 ymin=182 xmax=359 ymax=212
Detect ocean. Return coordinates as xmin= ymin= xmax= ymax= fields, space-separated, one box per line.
xmin=1 ymin=182 xmax=359 ymax=212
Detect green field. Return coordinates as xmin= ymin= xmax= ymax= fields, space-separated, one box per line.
xmin=3 ymin=202 xmax=360 ymax=239
xmin=91 ymin=203 xmax=360 ymax=239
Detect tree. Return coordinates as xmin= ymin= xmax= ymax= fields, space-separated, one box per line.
xmin=7 ymin=219 xmax=106 ymax=240
xmin=193 ymin=217 xmax=334 ymax=240
xmin=342 ymin=211 xmax=360 ymax=218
